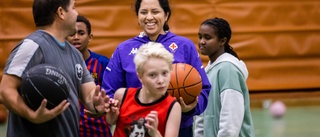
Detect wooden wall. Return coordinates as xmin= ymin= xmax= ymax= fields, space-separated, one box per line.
xmin=1 ymin=0 xmax=320 ymax=93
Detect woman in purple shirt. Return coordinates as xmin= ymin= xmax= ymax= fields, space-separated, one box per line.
xmin=102 ymin=0 xmax=211 ymax=136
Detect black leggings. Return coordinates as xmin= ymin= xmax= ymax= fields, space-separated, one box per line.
xmin=179 ymin=125 xmax=193 ymax=137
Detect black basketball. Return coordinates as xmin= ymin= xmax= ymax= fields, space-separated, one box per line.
xmin=20 ymin=64 xmax=70 ymax=111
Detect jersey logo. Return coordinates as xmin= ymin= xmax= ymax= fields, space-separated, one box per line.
xmin=75 ymin=64 xmax=83 ymax=80
xmin=125 ymin=116 xmax=148 ymax=137
xmin=169 ymin=42 xmax=178 ymax=53
xmin=91 ymin=72 xmax=98 ymax=79
xmin=106 ymin=66 xmax=111 ymax=72
xmin=129 ymin=48 xmax=138 ymax=55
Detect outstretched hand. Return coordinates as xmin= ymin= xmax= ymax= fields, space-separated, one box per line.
xmin=179 ymin=96 xmax=198 ymax=113
xmin=84 ymin=94 xmax=119 ymax=118
xmin=92 ymin=85 xmax=110 ymax=114
xmin=30 ymin=99 xmax=70 ymax=124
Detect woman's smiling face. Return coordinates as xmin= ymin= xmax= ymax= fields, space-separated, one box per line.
xmin=137 ymin=0 xmax=168 ymax=40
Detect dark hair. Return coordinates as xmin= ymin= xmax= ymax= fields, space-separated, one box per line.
xmin=77 ymin=15 xmax=92 ymax=35
xmin=134 ymin=0 xmax=171 ymax=31
xmin=201 ymin=17 xmax=239 ymax=58
xmin=33 ymin=0 xmax=71 ymax=27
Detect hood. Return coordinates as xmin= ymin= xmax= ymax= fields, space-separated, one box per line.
xmin=133 ymin=31 xmax=176 ymax=43
xmin=205 ymin=53 xmax=249 ymax=79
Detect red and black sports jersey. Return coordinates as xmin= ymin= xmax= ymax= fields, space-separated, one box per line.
xmin=113 ymin=88 xmax=176 ymax=137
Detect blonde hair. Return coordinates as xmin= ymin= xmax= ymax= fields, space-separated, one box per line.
xmin=134 ymin=42 xmax=174 ymax=75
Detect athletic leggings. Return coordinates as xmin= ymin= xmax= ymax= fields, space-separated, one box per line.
xmin=179 ymin=125 xmax=193 ymax=137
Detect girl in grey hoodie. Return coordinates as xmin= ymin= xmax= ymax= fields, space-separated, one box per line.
xmin=194 ymin=17 xmax=255 ymax=137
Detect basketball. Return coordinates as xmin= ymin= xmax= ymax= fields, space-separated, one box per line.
xmin=20 ymin=64 xmax=70 ymax=111
xmin=167 ymin=63 xmax=202 ymax=105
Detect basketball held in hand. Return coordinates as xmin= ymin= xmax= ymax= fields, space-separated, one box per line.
xmin=167 ymin=63 xmax=202 ymax=105
xmin=20 ymin=64 xmax=70 ymax=111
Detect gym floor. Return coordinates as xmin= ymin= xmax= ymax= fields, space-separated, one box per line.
xmin=252 ymin=106 xmax=320 ymax=137
xmin=0 ymin=106 xmax=319 ymax=136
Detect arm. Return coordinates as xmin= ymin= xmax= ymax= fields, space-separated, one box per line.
xmin=164 ymin=102 xmax=181 ymax=137
xmin=102 ymin=47 xmax=125 ymax=98
xmin=0 ymin=74 xmax=69 ymax=123
xmin=217 ymin=63 xmax=246 ymax=137
xmin=217 ymin=89 xmax=244 ymax=137
xmin=193 ymin=113 xmax=204 ymax=137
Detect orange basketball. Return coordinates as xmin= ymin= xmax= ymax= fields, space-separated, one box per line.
xmin=167 ymin=63 xmax=202 ymax=105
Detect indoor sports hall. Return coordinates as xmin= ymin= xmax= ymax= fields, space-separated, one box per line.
xmin=0 ymin=0 xmax=319 ymax=136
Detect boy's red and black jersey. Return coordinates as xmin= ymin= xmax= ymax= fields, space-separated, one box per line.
xmin=113 ymin=88 xmax=176 ymax=137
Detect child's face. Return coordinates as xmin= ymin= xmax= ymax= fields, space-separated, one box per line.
xmin=198 ymin=24 xmax=224 ymax=56
xmin=138 ymin=57 xmax=171 ymax=95
xmin=67 ymin=22 xmax=92 ymax=53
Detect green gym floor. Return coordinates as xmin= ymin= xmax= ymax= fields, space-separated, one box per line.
xmin=252 ymin=106 xmax=320 ymax=137
xmin=0 ymin=106 xmax=319 ymax=136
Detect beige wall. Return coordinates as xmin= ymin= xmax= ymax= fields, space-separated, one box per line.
xmin=1 ymin=0 xmax=319 ymax=92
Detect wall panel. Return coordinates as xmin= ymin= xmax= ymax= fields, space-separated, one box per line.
xmin=0 ymin=0 xmax=319 ymax=92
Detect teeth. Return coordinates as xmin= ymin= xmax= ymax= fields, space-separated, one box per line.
xmin=73 ymin=44 xmax=81 ymax=47
xmin=146 ymin=22 xmax=155 ymax=26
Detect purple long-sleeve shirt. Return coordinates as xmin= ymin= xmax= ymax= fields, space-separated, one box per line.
xmin=102 ymin=31 xmax=211 ymax=128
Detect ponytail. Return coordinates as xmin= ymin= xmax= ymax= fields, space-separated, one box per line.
xmin=225 ymin=44 xmax=238 ymax=59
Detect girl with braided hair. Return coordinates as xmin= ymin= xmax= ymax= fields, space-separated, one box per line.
xmin=194 ymin=17 xmax=255 ymax=137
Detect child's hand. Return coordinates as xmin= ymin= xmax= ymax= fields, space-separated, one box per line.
xmin=106 ymin=98 xmax=119 ymax=113
xmin=105 ymin=98 xmax=119 ymax=123
xmin=145 ymin=111 xmax=162 ymax=137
